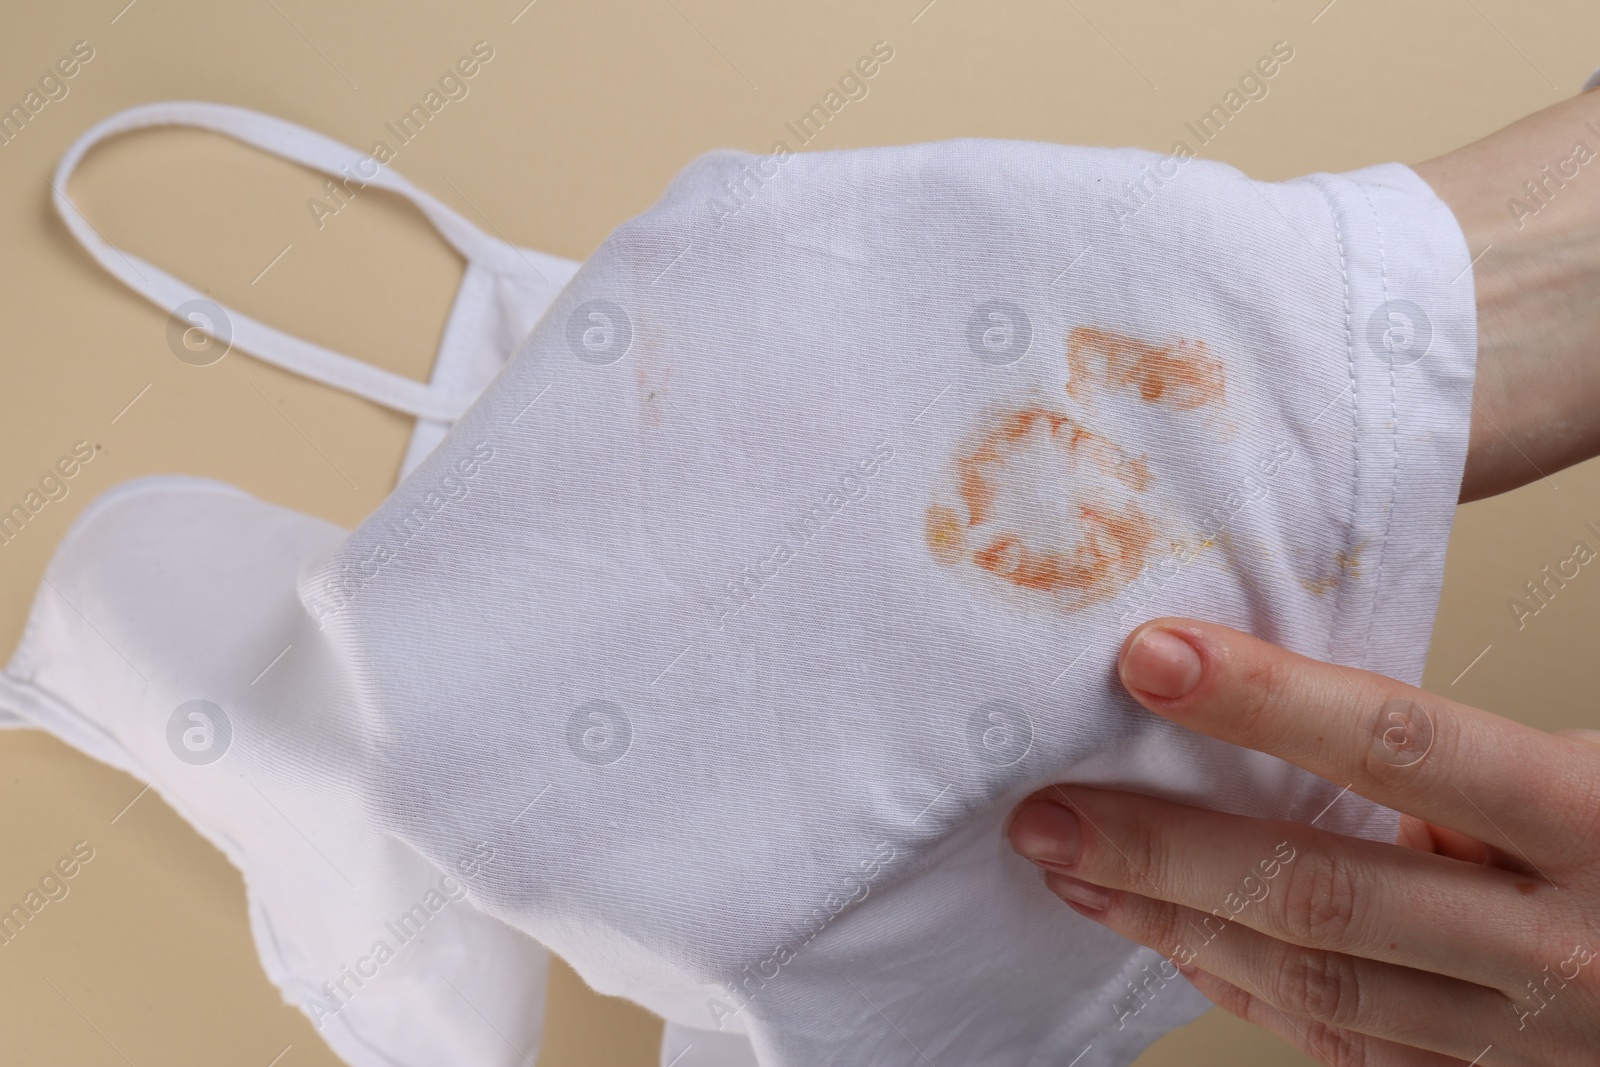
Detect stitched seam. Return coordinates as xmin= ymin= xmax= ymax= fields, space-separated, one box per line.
xmin=1311 ymin=176 xmax=1361 ymax=660
xmin=1354 ymin=181 xmax=1397 ymax=666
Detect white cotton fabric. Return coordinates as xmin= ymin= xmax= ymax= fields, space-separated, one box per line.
xmin=3 ymin=115 xmax=1478 ymax=1067
xmin=2 ymin=102 xmax=577 ymax=1067
xmin=661 ymin=1021 xmax=766 ymax=1067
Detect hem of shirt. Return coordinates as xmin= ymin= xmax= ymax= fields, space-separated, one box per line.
xmin=1303 ymin=162 xmax=1477 ymax=691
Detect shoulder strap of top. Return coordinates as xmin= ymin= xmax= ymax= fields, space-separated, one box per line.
xmin=53 ymin=101 xmax=537 ymax=421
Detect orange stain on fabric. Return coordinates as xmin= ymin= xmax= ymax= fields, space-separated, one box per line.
xmin=971 ymin=507 xmax=1156 ymax=594
xmin=927 ymin=325 xmax=1224 ymax=612
xmin=1066 ymin=326 xmax=1225 ymax=411
xmin=929 ymin=405 xmax=1157 ymax=609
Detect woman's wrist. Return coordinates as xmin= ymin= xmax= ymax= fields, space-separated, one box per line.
xmin=1412 ymin=90 xmax=1600 ymax=502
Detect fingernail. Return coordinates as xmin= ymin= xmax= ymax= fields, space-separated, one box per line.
xmin=1045 ymin=873 xmax=1111 ymax=912
xmin=1009 ymin=800 xmax=1082 ymax=867
xmin=1122 ymin=627 xmax=1202 ymax=700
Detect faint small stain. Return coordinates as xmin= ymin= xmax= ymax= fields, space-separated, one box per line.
xmin=1300 ymin=543 xmax=1365 ymax=596
xmin=635 ymin=353 xmax=673 ymax=426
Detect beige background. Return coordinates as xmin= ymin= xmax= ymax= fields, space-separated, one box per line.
xmin=0 ymin=1 xmax=1596 ymax=1064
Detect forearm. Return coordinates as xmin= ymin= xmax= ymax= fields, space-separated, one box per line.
xmin=1412 ymin=90 xmax=1600 ymax=502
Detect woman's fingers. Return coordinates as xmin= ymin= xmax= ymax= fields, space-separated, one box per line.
xmin=1396 ymin=814 xmax=1496 ymax=865
xmin=1178 ymin=965 xmax=1475 ymax=1067
xmin=1012 ymin=619 xmax=1600 ymax=1063
xmin=1009 ymin=787 xmax=1549 ymax=990
xmin=1040 ymin=873 xmax=1512 ymax=1061
xmin=1115 ymin=619 xmax=1600 ymax=869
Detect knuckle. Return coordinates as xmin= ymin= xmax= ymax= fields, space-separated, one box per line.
xmin=1361 ymin=692 xmax=1455 ymax=800
xmin=1230 ymin=650 xmax=1291 ymax=736
xmin=1297 ymin=1019 xmax=1369 ymax=1067
xmin=1363 ymin=693 xmax=1435 ymax=777
xmin=1269 ymin=945 xmax=1369 ymax=1030
xmin=1111 ymin=813 xmax=1174 ymax=892
xmin=1106 ymin=891 xmax=1187 ymax=961
xmin=1205 ymin=975 xmax=1255 ymax=1019
xmin=1275 ymin=850 xmax=1369 ymax=951
xmin=1237 ymin=987 xmax=1370 ymax=1067
xmin=1144 ymin=899 xmax=1198 ymax=964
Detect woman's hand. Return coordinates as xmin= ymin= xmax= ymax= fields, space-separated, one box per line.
xmin=1007 ymin=618 xmax=1600 ymax=1066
